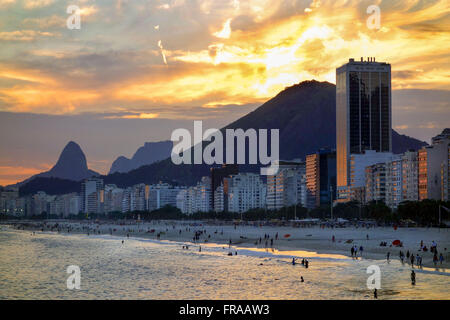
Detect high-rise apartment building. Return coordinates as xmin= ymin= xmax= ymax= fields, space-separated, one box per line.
xmin=266 ymin=160 xmax=306 ymax=210
xmin=401 ymin=151 xmax=418 ymax=202
xmin=418 ymin=133 xmax=450 ymax=200
xmin=81 ymin=178 xmax=103 ymax=214
xmin=224 ymin=173 xmax=266 ymax=214
xmin=176 ymin=177 xmax=212 ymax=214
xmin=305 ymin=149 xmax=336 ymax=209
xmin=365 ymin=163 xmax=387 ymax=203
xmin=148 ymin=183 xmax=184 ymax=211
xmin=385 ymin=158 xmax=403 ymax=208
xmin=210 ymin=164 xmax=238 ymax=210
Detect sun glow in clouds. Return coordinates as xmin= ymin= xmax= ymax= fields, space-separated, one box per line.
xmin=213 ymin=18 xmax=232 ymax=39
xmin=0 ymin=0 xmax=448 ymax=116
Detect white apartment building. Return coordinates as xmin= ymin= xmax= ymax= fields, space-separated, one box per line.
xmin=401 ymin=151 xmax=419 ymax=202
xmin=176 ymin=177 xmax=211 ymax=214
xmin=224 ymin=173 xmax=266 ymax=214
xmin=346 ymin=150 xmax=398 ymax=202
xmin=130 ymin=184 xmax=148 ymax=212
xmin=104 ymin=184 xmax=124 ymax=213
xmin=266 ymin=160 xmax=306 ymax=210
xmin=33 ymin=191 xmax=49 ymax=215
xmin=365 ymin=163 xmax=387 ymax=203
xmin=213 ymin=185 xmax=224 ymax=212
xmin=48 ymin=193 xmax=81 ymax=217
xmin=148 ymin=183 xmax=184 ymax=211
xmin=385 ymin=157 xmax=403 ymax=208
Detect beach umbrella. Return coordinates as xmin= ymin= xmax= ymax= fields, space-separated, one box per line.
xmin=284 ymin=234 xmax=291 ymax=238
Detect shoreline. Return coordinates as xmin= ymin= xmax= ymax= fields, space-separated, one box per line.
xmin=2 ymin=219 xmax=449 ymax=270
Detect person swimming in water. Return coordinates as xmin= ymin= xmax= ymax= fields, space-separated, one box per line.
xmin=411 ymin=270 xmax=416 ymax=285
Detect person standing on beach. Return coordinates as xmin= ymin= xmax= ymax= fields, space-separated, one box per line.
xmin=410 ymin=254 xmax=415 ymax=267
xmin=439 ymin=253 xmax=444 ymax=265
xmin=351 ymin=246 xmax=355 ymax=258
xmin=374 ymin=288 xmax=377 ymax=299
xmin=359 ymin=246 xmax=364 ymax=257
xmin=386 ymin=252 xmax=390 ymax=261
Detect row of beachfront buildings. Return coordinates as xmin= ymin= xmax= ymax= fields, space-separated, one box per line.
xmin=1 ymin=128 xmax=449 ymax=218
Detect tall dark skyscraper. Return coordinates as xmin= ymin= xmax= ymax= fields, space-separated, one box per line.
xmin=336 ymin=57 xmax=392 ymax=199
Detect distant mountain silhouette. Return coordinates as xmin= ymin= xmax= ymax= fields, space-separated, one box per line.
xmin=19 ymin=80 xmax=428 ymax=194
xmin=14 ymin=141 xmax=99 ymax=188
xmin=19 ymin=177 xmax=81 ymax=197
xmin=109 ymin=141 xmax=173 ymax=174
xmin=392 ymin=130 xmax=427 ymax=154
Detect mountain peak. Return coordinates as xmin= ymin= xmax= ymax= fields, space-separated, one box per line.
xmin=15 ymin=141 xmax=100 ymax=186
xmin=53 ymin=141 xmax=89 ymax=173
xmin=276 ymin=80 xmax=334 ymax=96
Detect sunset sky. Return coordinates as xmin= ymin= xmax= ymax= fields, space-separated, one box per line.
xmin=0 ymin=0 xmax=449 ymax=185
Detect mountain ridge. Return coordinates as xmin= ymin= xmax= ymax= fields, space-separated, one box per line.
xmin=109 ymin=141 xmax=173 ymax=174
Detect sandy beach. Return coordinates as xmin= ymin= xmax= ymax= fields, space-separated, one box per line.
xmin=4 ymin=220 xmax=450 ymax=270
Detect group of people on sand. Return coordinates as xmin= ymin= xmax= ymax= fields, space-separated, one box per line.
xmin=350 ymin=245 xmax=364 ymax=258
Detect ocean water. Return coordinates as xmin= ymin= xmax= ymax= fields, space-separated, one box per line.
xmin=0 ymin=226 xmax=448 ymax=300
